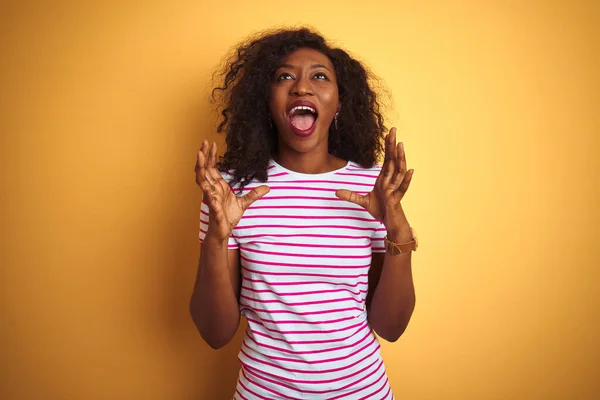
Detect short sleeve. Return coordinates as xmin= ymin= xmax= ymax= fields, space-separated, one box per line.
xmin=198 ymin=200 xmax=239 ymax=250
xmin=371 ymin=221 xmax=387 ymax=253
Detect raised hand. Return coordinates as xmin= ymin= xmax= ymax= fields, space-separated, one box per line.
xmin=195 ymin=141 xmax=270 ymax=242
xmin=335 ymin=127 xmax=414 ymax=236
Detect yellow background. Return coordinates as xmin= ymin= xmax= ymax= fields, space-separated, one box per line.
xmin=1 ymin=1 xmax=599 ymax=399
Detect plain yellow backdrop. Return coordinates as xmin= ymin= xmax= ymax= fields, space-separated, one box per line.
xmin=1 ymin=1 xmax=599 ymax=399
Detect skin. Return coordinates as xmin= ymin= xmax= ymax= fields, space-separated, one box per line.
xmin=190 ymin=48 xmax=416 ymax=348
xmin=337 ymin=127 xmax=416 ymax=341
xmin=269 ymin=48 xmax=346 ymax=174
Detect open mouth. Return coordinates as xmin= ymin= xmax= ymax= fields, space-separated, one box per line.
xmin=288 ymin=102 xmax=318 ymax=136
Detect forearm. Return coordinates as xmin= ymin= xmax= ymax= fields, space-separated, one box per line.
xmin=368 ymin=226 xmax=416 ymax=342
xmin=190 ymin=234 xmax=240 ymax=348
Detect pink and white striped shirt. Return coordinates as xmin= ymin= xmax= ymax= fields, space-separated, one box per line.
xmin=199 ymin=159 xmax=394 ymax=400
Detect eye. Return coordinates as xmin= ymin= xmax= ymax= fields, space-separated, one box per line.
xmin=276 ymin=72 xmax=294 ymax=81
xmin=314 ymin=72 xmax=329 ymax=80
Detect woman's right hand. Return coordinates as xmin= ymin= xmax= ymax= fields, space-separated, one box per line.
xmin=195 ymin=140 xmax=270 ymax=242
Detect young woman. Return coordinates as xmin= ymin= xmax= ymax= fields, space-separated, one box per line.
xmin=191 ymin=27 xmax=418 ymax=399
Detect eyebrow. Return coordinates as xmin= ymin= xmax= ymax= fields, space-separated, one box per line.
xmin=278 ymin=63 xmax=331 ymax=71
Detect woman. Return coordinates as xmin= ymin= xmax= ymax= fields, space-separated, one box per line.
xmin=191 ymin=27 xmax=418 ymax=399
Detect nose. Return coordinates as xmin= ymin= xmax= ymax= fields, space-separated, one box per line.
xmin=291 ymin=76 xmax=313 ymax=96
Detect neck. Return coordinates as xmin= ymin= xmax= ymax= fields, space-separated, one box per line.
xmin=273 ymin=146 xmax=345 ymax=175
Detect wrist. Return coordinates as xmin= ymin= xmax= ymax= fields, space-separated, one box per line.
xmin=385 ymin=226 xmax=413 ymax=243
xmin=384 ymin=216 xmax=412 ymax=242
xmin=384 ymin=226 xmax=419 ymax=255
xmin=203 ymin=231 xmax=229 ymax=248
xmin=382 ymin=205 xmax=411 ymax=239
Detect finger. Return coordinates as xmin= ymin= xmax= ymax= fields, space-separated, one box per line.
xmin=203 ymin=142 xmax=226 ymax=189
xmin=389 ymin=164 xmax=405 ymax=191
xmin=240 ymin=185 xmax=270 ymax=210
xmin=194 ymin=143 xmax=204 ymax=172
xmin=389 ymin=141 xmax=407 ymax=190
xmin=198 ymin=170 xmax=219 ymax=202
xmin=204 ymin=169 xmax=214 ymax=183
xmin=199 ymin=179 xmax=215 ymax=197
xmin=198 ymin=141 xmax=209 ymax=166
xmin=196 ymin=141 xmax=208 ymax=167
xmin=381 ymin=129 xmax=398 ymax=188
xmin=195 ymin=140 xmax=209 ymax=178
xmin=390 ymin=127 xmax=398 ymax=160
xmin=208 ymin=142 xmax=217 ymax=169
xmin=383 ymin=129 xmax=397 ymax=178
xmin=335 ymin=189 xmax=368 ymax=208
xmin=381 ymin=134 xmax=389 ymax=169
xmin=397 ymin=141 xmax=406 ymax=176
xmin=203 ymin=174 xmax=220 ymax=201
xmin=201 ymin=140 xmax=209 ymax=158
xmin=196 ymin=150 xmax=206 ymax=186
xmin=204 ymin=167 xmax=227 ymax=198
xmin=207 ymin=162 xmax=224 ymax=187
xmin=399 ymin=169 xmax=414 ymax=193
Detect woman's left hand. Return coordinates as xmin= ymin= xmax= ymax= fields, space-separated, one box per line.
xmin=335 ymin=127 xmax=414 ymax=239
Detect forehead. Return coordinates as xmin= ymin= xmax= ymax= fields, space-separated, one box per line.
xmin=279 ymin=48 xmax=334 ymax=70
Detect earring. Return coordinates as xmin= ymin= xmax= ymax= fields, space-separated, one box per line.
xmin=334 ymin=112 xmax=339 ymax=130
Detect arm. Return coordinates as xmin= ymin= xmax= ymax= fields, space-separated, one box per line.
xmin=190 ymin=239 xmax=241 ymax=349
xmin=337 ymin=127 xmax=417 ymax=343
xmin=366 ymin=225 xmax=416 ymax=342
xmin=189 ymin=140 xmax=269 ymax=349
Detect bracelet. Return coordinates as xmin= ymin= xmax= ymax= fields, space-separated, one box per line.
xmin=384 ymin=228 xmax=418 ymax=255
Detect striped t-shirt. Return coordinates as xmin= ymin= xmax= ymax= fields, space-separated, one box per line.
xmin=199 ymin=159 xmax=394 ymax=400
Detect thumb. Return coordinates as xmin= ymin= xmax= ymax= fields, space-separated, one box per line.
xmin=240 ymin=185 xmax=270 ymax=210
xmin=335 ymin=189 xmax=367 ymax=208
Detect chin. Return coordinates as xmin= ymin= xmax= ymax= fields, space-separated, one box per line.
xmin=280 ymin=127 xmax=329 ymax=153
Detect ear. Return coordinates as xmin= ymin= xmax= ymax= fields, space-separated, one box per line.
xmin=337 ymin=102 xmax=342 ymax=113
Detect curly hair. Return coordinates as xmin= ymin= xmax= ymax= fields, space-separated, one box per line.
xmin=211 ymin=27 xmax=388 ymax=192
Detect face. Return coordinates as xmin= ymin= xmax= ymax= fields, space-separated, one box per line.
xmin=269 ymin=48 xmax=340 ymax=154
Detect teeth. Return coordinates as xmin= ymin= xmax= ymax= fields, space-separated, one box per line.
xmin=290 ymin=105 xmax=317 ymax=115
